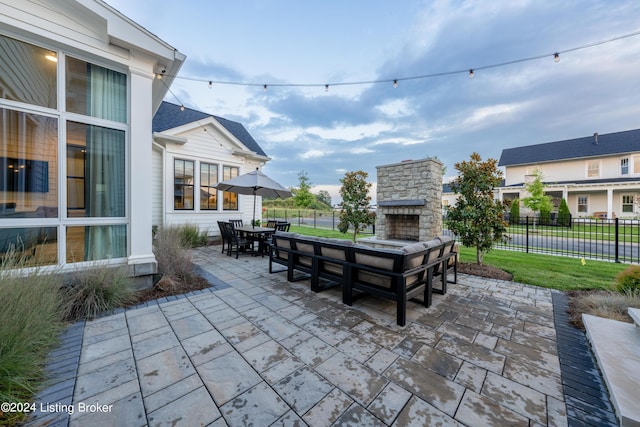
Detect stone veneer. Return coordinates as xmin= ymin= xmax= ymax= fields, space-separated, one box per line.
xmin=376 ymin=158 xmax=443 ymax=242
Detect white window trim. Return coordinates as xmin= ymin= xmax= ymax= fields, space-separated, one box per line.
xmin=621 ymin=193 xmax=635 ymax=214
xmin=577 ymin=194 xmax=589 ymax=214
xmin=585 ymin=160 xmax=601 ymax=178
xmin=621 ymin=157 xmax=630 ymax=176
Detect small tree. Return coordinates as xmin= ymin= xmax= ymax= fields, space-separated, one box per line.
xmin=338 ymin=170 xmax=374 ymax=242
xmin=445 ymin=153 xmax=507 ymax=265
xmin=316 ymin=190 xmax=332 ymax=207
xmin=510 ymin=198 xmax=520 ymax=224
xmin=293 ymin=170 xmax=314 ymax=208
xmin=558 ymin=198 xmax=571 ymax=227
xmin=522 ymin=169 xmax=552 ymax=227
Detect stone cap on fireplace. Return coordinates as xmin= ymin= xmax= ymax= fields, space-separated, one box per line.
xmin=378 ymin=199 xmax=425 ymax=207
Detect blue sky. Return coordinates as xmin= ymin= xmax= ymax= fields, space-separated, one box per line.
xmin=107 ymin=0 xmax=640 ymax=204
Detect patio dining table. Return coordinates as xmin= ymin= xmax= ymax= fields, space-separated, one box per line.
xmin=234 ymin=225 xmax=276 ymax=256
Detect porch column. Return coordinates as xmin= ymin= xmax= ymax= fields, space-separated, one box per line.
xmin=607 ymin=188 xmax=613 ymax=219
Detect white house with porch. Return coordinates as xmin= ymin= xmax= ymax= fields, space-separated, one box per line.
xmin=152 ymin=102 xmax=271 ymax=238
xmin=0 ymin=0 xmax=184 ymax=286
xmin=497 ymin=129 xmax=640 ymax=219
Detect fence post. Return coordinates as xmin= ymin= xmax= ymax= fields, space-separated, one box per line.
xmin=615 ymin=218 xmax=620 ymax=263
xmin=526 ymin=216 xmax=529 ymax=253
xmin=332 ymin=211 xmax=335 ymax=230
xmin=314 ymin=210 xmax=317 ymax=228
xmin=298 ymin=210 xmax=301 ymax=227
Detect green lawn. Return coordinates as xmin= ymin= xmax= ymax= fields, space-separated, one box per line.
xmin=289 ymin=226 xmax=629 ymax=291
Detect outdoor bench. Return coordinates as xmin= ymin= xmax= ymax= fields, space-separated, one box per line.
xmin=269 ymin=232 xmax=458 ymax=326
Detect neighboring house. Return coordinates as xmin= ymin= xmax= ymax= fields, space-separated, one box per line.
xmin=497 ymin=129 xmax=640 ymax=219
xmin=152 ymin=102 xmax=270 ymax=237
xmin=0 ymin=1 xmax=185 ymax=286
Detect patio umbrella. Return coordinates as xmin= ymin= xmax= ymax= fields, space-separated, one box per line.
xmin=214 ymin=168 xmax=292 ymax=226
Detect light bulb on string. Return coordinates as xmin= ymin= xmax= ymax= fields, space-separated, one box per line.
xmin=180 ymin=105 xmax=185 ymax=111
xmin=554 ymin=52 xmax=560 ymax=63
xmin=325 ymin=84 xmax=329 ymax=92
xmin=469 ymin=69 xmax=474 ymax=79
xmin=263 ymin=84 xmax=267 ymax=91
xmin=208 ymin=81 xmax=212 ymax=89
xmin=393 ymin=79 xmax=398 ymax=88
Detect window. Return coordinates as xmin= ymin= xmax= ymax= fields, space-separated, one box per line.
xmin=66 ymin=56 xmax=127 ymax=123
xmin=0 ymin=35 xmax=57 ymax=108
xmin=66 ymin=122 xmax=125 ymax=217
xmin=223 ymin=166 xmax=239 ymax=210
xmin=0 ymin=33 xmax=129 ymax=265
xmin=578 ymin=195 xmax=588 ymax=213
xmin=586 ymin=161 xmax=599 ymax=178
xmin=634 ymin=156 xmax=640 ymax=174
xmin=622 ymin=194 xmax=634 ymax=213
xmin=174 ymin=159 xmax=194 ymax=210
xmin=621 ymin=158 xmax=629 ymax=175
xmin=200 ymin=163 xmax=218 ymax=210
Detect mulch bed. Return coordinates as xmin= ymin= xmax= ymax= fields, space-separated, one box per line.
xmin=458 ymin=262 xmax=514 ymax=281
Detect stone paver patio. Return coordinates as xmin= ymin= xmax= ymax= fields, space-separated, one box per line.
xmin=27 ymin=244 xmax=603 ymax=426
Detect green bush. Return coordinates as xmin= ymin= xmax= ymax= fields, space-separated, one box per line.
xmin=60 ymin=264 xmax=134 ymax=321
xmin=614 ymin=265 xmax=640 ymax=294
xmin=558 ymin=198 xmax=571 ymax=226
xmin=153 ymin=226 xmax=196 ymax=284
xmin=539 ymin=205 xmax=551 ymax=226
xmin=0 ymin=252 xmax=64 ymax=422
xmin=177 ymin=223 xmax=208 ymax=248
xmin=509 ymin=199 xmax=520 ymax=224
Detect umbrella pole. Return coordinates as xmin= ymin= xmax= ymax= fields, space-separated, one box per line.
xmin=253 ymin=190 xmax=257 ymax=228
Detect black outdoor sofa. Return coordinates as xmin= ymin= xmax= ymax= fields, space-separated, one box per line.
xmin=269 ymin=232 xmax=457 ymax=326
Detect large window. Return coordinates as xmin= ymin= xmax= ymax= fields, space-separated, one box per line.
xmin=174 ymin=159 xmax=194 ymax=210
xmin=223 ymin=166 xmax=239 ymax=210
xmin=0 ymin=33 xmax=128 ymax=264
xmin=586 ymin=161 xmax=600 ymax=178
xmin=200 ymin=163 xmax=218 ymax=210
xmin=622 ymin=194 xmax=634 ymax=214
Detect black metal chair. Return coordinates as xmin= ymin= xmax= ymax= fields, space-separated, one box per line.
xmin=266 ymin=220 xmax=278 ymax=228
xmin=229 ymin=219 xmax=243 ymax=228
xmin=224 ymin=222 xmax=253 ymax=258
xmin=217 ymin=221 xmax=229 ymax=254
xmin=275 ymin=222 xmax=290 ymax=232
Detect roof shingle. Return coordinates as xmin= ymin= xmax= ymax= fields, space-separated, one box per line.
xmin=498 ymin=129 xmax=640 ymax=167
xmin=153 ymin=101 xmax=268 ymax=157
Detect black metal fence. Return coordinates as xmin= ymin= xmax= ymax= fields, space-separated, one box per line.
xmin=263 ymin=208 xmax=375 ymax=235
xmin=445 ymin=216 xmax=640 ymax=264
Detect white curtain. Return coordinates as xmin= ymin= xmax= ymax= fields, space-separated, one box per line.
xmin=84 ymin=64 xmax=126 ymax=260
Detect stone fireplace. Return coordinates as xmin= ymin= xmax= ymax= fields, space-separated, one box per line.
xmin=375 ymin=158 xmax=443 ymax=243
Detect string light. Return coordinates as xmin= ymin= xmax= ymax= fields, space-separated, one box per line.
xmin=209 ymin=81 xmax=213 ymax=89
xmin=157 ymin=29 xmax=640 ymax=92
xmin=263 ymin=84 xmax=267 ymax=91
xmin=180 ymin=105 xmax=185 ymax=111
xmin=393 ymin=79 xmax=398 ymax=88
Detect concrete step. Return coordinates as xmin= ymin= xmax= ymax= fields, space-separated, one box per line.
xmin=583 ymin=313 xmax=640 ymax=427
xmin=629 ymin=307 xmax=640 ymax=327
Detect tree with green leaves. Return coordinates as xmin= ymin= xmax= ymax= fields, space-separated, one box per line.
xmin=522 ymin=169 xmax=553 ymax=227
xmin=338 ymin=170 xmax=374 ymax=242
xmin=445 ymin=153 xmax=507 ymax=265
xmin=293 ymin=170 xmax=314 ymax=208
xmin=315 ymin=190 xmax=332 ymax=207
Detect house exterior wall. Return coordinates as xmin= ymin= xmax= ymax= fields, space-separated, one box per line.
xmin=155 ymin=124 xmax=266 ymax=238
xmin=0 ymin=0 xmax=183 ymax=285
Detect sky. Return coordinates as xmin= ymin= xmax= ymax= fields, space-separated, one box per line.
xmin=106 ymin=0 xmax=640 ymax=205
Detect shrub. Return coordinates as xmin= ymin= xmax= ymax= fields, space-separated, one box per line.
xmin=509 ymin=199 xmax=520 ymax=224
xmin=60 ymin=264 xmax=134 ymax=321
xmin=570 ymin=289 xmax=640 ymax=329
xmin=539 ymin=205 xmax=551 ymax=226
xmin=613 ymin=265 xmax=640 ymax=294
xmin=177 ymin=223 xmax=208 ymax=248
xmin=558 ymin=198 xmax=571 ymax=226
xmin=0 ymin=251 xmax=64 ymax=421
xmin=153 ymin=226 xmax=196 ymax=284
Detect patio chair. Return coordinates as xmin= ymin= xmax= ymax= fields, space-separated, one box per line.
xmin=223 ymin=222 xmax=254 ymax=258
xmin=229 ymin=219 xmax=243 ymax=228
xmin=217 ymin=221 xmax=230 ymax=254
xmin=275 ymin=222 xmax=290 ymax=232
xmin=266 ymin=220 xmax=278 ymax=228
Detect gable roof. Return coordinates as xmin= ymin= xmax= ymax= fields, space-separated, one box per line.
xmin=153 ymin=101 xmax=268 ymax=157
xmin=498 ymin=129 xmax=640 ymax=167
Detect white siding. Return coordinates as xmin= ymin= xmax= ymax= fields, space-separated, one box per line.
xmin=151 ymin=146 xmax=163 ymax=226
